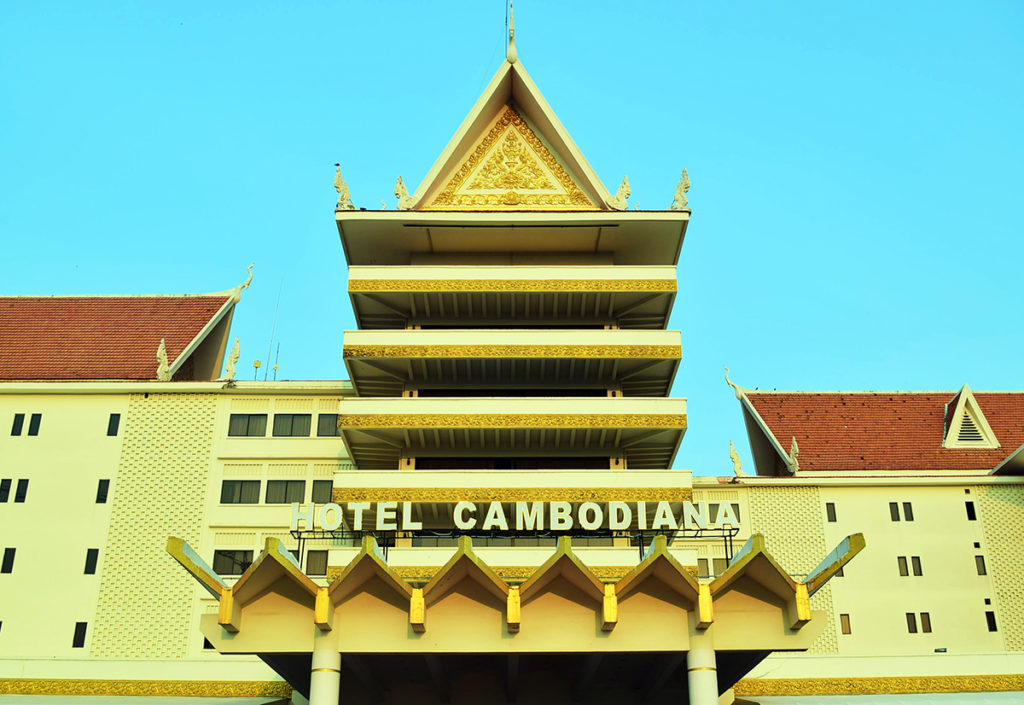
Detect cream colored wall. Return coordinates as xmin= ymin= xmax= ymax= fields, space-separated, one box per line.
xmin=0 ymin=394 xmax=127 ymax=658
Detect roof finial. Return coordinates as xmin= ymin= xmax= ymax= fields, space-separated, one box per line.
xmin=506 ymin=0 xmax=517 ymax=64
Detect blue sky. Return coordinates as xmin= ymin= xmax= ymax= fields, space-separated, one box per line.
xmin=2 ymin=2 xmax=1022 ymax=475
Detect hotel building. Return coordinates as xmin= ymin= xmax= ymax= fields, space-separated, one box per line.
xmin=1 ymin=31 xmax=1022 ymax=705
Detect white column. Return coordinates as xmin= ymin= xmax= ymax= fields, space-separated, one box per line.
xmin=309 ymin=631 xmax=341 ymax=705
xmin=687 ymin=626 xmax=717 ymax=705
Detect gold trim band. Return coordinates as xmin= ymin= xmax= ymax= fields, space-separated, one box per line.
xmin=331 ymin=487 xmax=693 ymax=503
xmin=337 ymin=413 xmax=687 ymax=429
xmin=733 ymin=674 xmax=1024 ymax=696
xmin=344 ymin=345 xmax=681 ymax=360
xmin=687 ymin=667 xmax=717 ymax=672
xmin=0 ymin=679 xmax=291 ymax=697
xmin=311 ymin=667 xmax=342 ymax=674
xmin=349 ymin=279 xmax=677 ymax=293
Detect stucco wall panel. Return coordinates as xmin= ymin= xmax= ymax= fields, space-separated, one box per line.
xmin=977 ymin=484 xmax=1024 ymax=650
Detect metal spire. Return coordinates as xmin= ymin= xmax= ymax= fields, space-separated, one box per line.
xmin=506 ymin=0 xmax=517 ymax=64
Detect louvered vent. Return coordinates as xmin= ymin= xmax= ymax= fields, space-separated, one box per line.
xmin=958 ymin=411 xmax=985 ymax=442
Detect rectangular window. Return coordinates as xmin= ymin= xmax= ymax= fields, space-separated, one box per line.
xmin=266 ymin=480 xmax=305 ymax=504
xmin=84 ymin=548 xmax=99 ymax=575
xmin=96 ymin=479 xmax=110 ymax=504
xmin=986 ymin=611 xmax=998 ymax=632
xmin=825 ymin=502 xmax=837 ymax=522
xmin=1 ymin=548 xmax=15 ymax=573
xmin=317 ymin=413 xmax=339 ymax=437
xmin=709 ymin=503 xmax=719 ymax=524
xmin=965 ymin=501 xmax=977 ymax=521
xmin=27 ymin=413 xmax=41 ymax=436
xmin=312 ymin=480 xmax=333 ymax=504
xmin=272 ymin=414 xmax=312 ymax=437
xmin=889 ymin=502 xmax=900 ymax=521
xmin=0 ymin=479 xmax=10 ymax=503
xmin=840 ymin=613 xmax=851 ymax=634
xmin=106 ymin=413 xmax=120 ymax=436
xmin=72 ymin=622 xmax=87 ymax=648
xmin=227 ymin=414 xmax=267 ymax=437
xmin=911 ymin=556 xmax=922 ymax=576
xmin=920 ymin=612 xmax=932 ymax=633
xmin=10 ymin=414 xmax=24 ymax=436
xmin=212 ymin=550 xmax=253 ymax=575
xmin=306 ymin=550 xmax=329 ymax=576
xmin=220 ymin=480 xmax=261 ymax=504
xmin=712 ymin=557 xmax=728 ymax=576
xmin=897 ymin=556 xmax=909 ymax=576
xmin=14 ymin=480 xmax=28 ymax=503
xmin=902 ymin=502 xmax=914 ymax=521
xmin=976 ymin=555 xmax=987 ymax=575
xmin=906 ymin=612 xmax=918 ymax=633
xmin=697 ymin=558 xmax=709 ymax=577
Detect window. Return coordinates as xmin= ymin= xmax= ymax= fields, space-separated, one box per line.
xmin=906 ymin=613 xmax=918 ymax=633
xmin=712 ymin=558 xmax=728 ymax=576
xmin=0 ymin=479 xmax=9 ymax=503
xmin=10 ymin=414 xmax=24 ymax=436
xmin=697 ymin=558 xmax=709 ymax=577
xmin=96 ymin=479 xmax=110 ymax=504
xmin=1 ymin=548 xmax=15 ymax=573
xmin=974 ymin=541 xmax=981 ymax=548
xmin=890 ymin=502 xmax=913 ymax=521
xmin=840 ymin=613 xmax=851 ymax=634
xmin=72 ymin=622 xmax=88 ymax=648
xmin=14 ymin=480 xmax=28 ymax=503
xmin=273 ymin=414 xmax=311 ymax=437
xmin=965 ymin=501 xmax=977 ymax=521
xmin=220 ymin=480 xmax=260 ymax=504
xmin=911 ymin=556 xmax=922 ymax=576
xmin=106 ymin=413 xmax=120 ymax=436
xmin=228 ymin=414 xmax=267 ymax=437
xmin=825 ymin=502 xmax=837 ymax=522
xmin=889 ymin=502 xmax=900 ymax=521
xmin=317 ymin=413 xmax=339 ymax=437
xmin=27 ymin=414 xmax=41 ymax=436
xmin=306 ymin=550 xmax=329 ymax=576
xmin=898 ymin=556 xmax=909 ymax=576
xmin=312 ymin=480 xmax=333 ymax=504
xmin=902 ymin=502 xmax=914 ymax=521
xmin=266 ymin=480 xmax=305 ymax=504
xmin=986 ymin=611 xmax=998 ymax=632
xmin=212 ymin=550 xmax=253 ymax=575
xmin=976 ymin=555 xmax=987 ymax=575
xmin=84 ymin=548 xmax=99 ymax=575
xmin=920 ymin=612 xmax=932 ymax=633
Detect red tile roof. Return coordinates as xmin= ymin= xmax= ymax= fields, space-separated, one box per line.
xmin=745 ymin=391 xmax=1024 ymax=472
xmin=0 ymin=295 xmax=231 ymax=381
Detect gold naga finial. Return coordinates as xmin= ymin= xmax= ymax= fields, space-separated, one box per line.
xmin=156 ymin=338 xmax=171 ymax=381
xmin=608 ymin=176 xmax=630 ymax=210
xmin=394 ymin=176 xmax=415 ymax=210
xmin=233 ymin=263 xmax=254 ymax=302
xmin=334 ymin=163 xmax=354 ymax=210
xmin=729 ymin=440 xmax=749 ymax=477
xmin=506 ymin=0 xmax=517 ymax=64
xmin=788 ymin=437 xmax=800 ymax=474
xmin=724 ymin=366 xmax=746 ymax=400
xmin=669 ymin=168 xmax=690 ymax=210
xmin=218 ymin=337 xmax=240 ymax=382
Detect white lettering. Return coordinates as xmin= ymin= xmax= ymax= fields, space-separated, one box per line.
xmin=401 ymin=501 xmax=423 ymax=530
xmin=549 ymin=501 xmax=572 ymax=530
xmin=637 ymin=501 xmax=648 ymax=530
xmin=318 ymin=503 xmax=343 ymax=531
xmin=376 ymin=501 xmax=398 ymax=530
xmin=683 ymin=501 xmax=708 ymax=529
xmin=516 ymin=502 xmax=544 ymax=530
xmin=482 ymin=501 xmax=509 ymax=530
xmin=608 ymin=501 xmax=632 ymax=530
xmin=348 ymin=502 xmax=370 ymax=531
xmin=652 ymin=501 xmax=678 ymax=530
xmin=716 ymin=502 xmax=739 ymax=528
xmin=454 ymin=501 xmax=477 ymax=530
xmin=291 ymin=503 xmax=315 ymax=531
xmin=578 ymin=502 xmax=603 ymax=530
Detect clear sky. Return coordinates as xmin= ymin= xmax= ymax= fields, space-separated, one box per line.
xmin=2 ymin=2 xmax=1022 ymax=476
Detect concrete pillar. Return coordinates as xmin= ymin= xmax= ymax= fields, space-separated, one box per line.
xmin=309 ymin=631 xmax=340 ymax=705
xmin=687 ymin=626 xmax=717 ymax=705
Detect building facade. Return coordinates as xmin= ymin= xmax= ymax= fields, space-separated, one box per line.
xmin=2 ymin=33 xmax=1023 ymax=705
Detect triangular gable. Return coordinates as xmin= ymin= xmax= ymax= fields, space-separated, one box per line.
xmin=410 ymin=59 xmax=614 ymax=211
xmin=943 ymin=384 xmax=1000 ymax=449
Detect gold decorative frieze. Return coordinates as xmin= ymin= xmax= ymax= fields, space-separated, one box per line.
xmin=344 ymin=344 xmax=680 ymax=360
xmin=0 ymin=679 xmax=291 ymax=697
xmin=332 ymin=487 xmax=692 ymax=503
xmin=327 ymin=565 xmax=636 ymax=582
xmin=733 ymin=674 xmax=1024 ymax=696
xmin=349 ymin=279 xmax=677 ymax=293
xmin=425 ymin=105 xmax=599 ymax=211
xmin=337 ymin=413 xmax=687 ymax=429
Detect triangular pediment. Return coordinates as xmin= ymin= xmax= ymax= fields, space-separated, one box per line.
xmin=408 ymin=60 xmax=615 ymax=211
xmin=944 ymin=384 xmax=999 ymax=449
xmin=424 ymin=105 xmax=599 ymax=211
